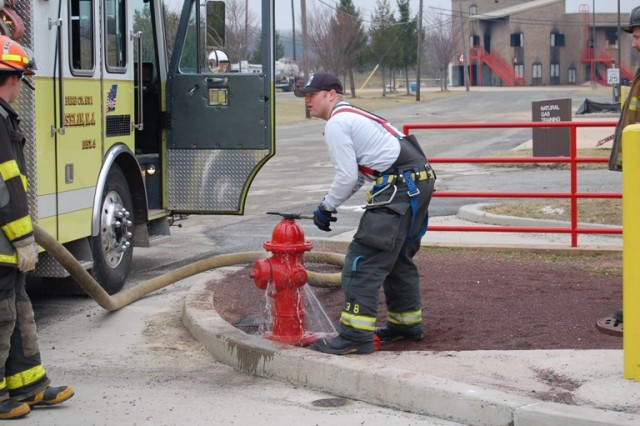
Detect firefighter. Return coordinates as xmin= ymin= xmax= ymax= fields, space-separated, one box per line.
xmin=0 ymin=35 xmax=73 ymax=419
xmin=208 ymin=49 xmax=230 ymax=73
xmin=603 ymin=6 xmax=640 ymax=330
xmin=609 ymin=5 xmax=640 ymax=172
xmin=295 ymin=73 xmax=435 ymax=355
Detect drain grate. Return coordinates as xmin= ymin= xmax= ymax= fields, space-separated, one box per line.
xmin=311 ymin=398 xmax=350 ymax=408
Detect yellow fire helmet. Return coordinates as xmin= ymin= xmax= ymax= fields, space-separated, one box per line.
xmin=0 ymin=35 xmax=35 ymax=75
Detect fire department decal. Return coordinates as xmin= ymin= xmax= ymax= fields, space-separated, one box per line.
xmin=63 ymin=94 xmax=96 ymax=127
xmin=106 ymin=84 xmax=118 ymax=112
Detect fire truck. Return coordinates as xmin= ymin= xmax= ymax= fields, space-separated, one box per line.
xmin=2 ymin=0 xmax=275 ymax=293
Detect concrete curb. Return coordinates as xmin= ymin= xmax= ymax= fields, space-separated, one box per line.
xmin=183 ymin=273 xmax=640 ymax=426
xmin=457 ymin=203 xmax=621 ymax=231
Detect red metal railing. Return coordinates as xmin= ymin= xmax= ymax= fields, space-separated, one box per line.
xmin=402 ymin=121 xmax=621 ymax=247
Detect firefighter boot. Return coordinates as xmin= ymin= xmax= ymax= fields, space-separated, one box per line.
xmin=312 ymin=335 xmax=374 ymax=355
xmin=0 ymin=399 xmax=30 ymax=419
xmin=374 ymin=323 xmax=424 ymax=342
xmin=12 ymin=385 xmax=74 ymax=407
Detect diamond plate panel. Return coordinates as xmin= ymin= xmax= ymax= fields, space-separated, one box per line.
xmin=167 ymin=149 xmax=269 ymax=212
xmin=11 ymin=2 xmax=37 ymax=221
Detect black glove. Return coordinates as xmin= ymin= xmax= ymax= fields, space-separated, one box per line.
xmin=313 ymin=204 xmax=336 ymax=232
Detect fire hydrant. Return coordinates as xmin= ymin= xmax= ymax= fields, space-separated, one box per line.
xmin=250 ymin=216 xmax=316 ymax=346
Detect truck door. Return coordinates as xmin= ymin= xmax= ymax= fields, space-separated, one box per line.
xmin=165 ymin=0 xmax=275 ymax=214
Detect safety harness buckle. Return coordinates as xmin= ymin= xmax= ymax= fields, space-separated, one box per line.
xmin=365 ymin=183 xmax=397 ymax=207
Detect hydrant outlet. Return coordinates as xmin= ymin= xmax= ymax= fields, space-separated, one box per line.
xmin=250 ymin=258 xmax=271 ymax=290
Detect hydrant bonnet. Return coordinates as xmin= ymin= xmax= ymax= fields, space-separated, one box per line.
xmin=263 ymin=218 xmax=312 ymax=252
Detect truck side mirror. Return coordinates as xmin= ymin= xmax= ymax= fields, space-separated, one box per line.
xmin=206 ymin=1 xmax=225 ymax=48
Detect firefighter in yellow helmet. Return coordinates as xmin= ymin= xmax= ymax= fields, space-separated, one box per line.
xmin=0 ymin=35 xmax=73 ymax=419
xmin=208 ymin=49 xmax=230 ymax=73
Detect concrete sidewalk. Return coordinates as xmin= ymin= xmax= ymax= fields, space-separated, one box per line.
xmin=182 ymin=117 xmax=632 ymax=425
xmin=181 ymin=210 xmax=636 ymax=426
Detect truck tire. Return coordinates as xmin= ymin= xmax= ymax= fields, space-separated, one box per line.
xmin=90 ymin=165 xmax=134 ymax=294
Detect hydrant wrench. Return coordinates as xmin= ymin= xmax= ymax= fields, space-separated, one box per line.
xmin=266 ymin=211 xmax=337 ymax=222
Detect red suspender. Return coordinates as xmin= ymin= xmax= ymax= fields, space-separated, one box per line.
xmin=332 ymin=106 xmax=404 ymax=139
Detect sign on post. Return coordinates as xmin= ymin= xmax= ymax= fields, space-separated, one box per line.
xmin=531 ymin=98 xmax=572 ymax=157
xmin=608 ymin=68 xmax=620 ymax=85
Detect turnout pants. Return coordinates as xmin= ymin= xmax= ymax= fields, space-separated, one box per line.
xmin=337 ymin=175 xmax=435 ymax=343
xmin=0 ymin=267 xmax=49 ymax=401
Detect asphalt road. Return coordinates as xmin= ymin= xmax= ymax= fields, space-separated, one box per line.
xmin=27 ymin=87 xmax=621 ymax=425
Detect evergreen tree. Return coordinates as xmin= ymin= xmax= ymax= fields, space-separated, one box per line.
xmin=251 ymin=30 xmax=285 ymax=63
xmin=369 ymin=0 xmax=398 ymax=96
xmin=397 ymin=0 xmax=417 ymax=95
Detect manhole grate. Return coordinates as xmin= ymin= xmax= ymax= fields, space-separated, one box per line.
xmin=311 ymin=398 xmax=349 ymax=408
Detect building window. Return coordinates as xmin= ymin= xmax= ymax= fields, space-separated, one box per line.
xmin=469 ymin=5 xmax=477 ymax=16
xmin=470 ymin=35 xmax=480 ymax=47
xmin=70 ymin=0 xmax=94 ymax=74
xmin=605 ymin=29 xmax=618 ymax=48
xmin=551 ymin=33 xmax=565 ymax=47
xmin=550 ymin=63 xmax=560 ymax=78
xmin=568 ymin=67 xmax=577 ymax=84
xmin=510 ymin=33 xmax=524 ymax=47
xmin=514 ymin=64 xmax=524 ymax=78
xmin=105 ymin=0 xmax=127 ymax=72
xmin=532 ymin=63 xmax=542 ymax=79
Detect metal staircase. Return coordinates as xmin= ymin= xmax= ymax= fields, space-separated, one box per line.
xmin=470 ymin=46 xmax=524 ymax=87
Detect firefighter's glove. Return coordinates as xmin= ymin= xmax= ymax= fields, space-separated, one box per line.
xmin=14 ymin=238 xmax=38 ymax=272
xmin=313 ymin=204 xmax=336 ymax=232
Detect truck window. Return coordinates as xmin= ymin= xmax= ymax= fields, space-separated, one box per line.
xmin=178 ymin=2 xmax=198 ymax=73
xmin=69 ymin=0 xmax=94 ymax=74
xmin=105 ymin=0 xmax=127 ymax=72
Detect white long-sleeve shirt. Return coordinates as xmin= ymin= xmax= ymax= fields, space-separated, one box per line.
xmin=321 ymin=102 xmax=402 ymax=211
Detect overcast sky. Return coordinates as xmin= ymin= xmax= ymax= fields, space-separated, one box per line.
xmin=275 ymin=0 xmax=637 ymax=32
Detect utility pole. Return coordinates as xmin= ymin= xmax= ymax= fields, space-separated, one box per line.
xmin=592 ymin=0 xmax=596 ymax=89
xmin=616 ymin=0 xmax=621 ymax=103
xmin=245 ymin=0 xmax=249 ymax=57
xmin=301 ymin=0 xmax=309 ymax=80
xmin=416 ymin=0 xmax=423 ymax=101
xmin=301 ymin=0 xmax=310 ymax=118
xmin=291 ymin=0 xmax=297 ymax=61
xmin=458 ymin=0 xmax=470 ymax=91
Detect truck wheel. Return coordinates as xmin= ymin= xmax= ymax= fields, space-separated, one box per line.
xmin=90 ymin=165 xmax=134 ymax=294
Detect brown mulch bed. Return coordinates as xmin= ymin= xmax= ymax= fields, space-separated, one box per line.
xmin=213 ymin=242 xmax=622 ymax=351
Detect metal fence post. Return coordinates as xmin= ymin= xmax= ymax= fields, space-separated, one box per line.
xmin=623 ymin=124 xmax=640 ymax=380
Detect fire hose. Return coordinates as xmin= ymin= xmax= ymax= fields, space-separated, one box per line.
xmin=33 ymin=224 xmax=343 ymax=312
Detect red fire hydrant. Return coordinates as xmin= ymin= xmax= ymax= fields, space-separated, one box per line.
xmin=250 ymin=217 xmax=316 ymax=346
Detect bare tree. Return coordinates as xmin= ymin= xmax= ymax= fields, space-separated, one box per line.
xmin=426 ymin=11 xmax=455 ymax=91
xmin=306 ymin=8 xmax=342 ymax=73
xmin=305 ymin=3 xmax=366 ymax=97
xmin=223 ymin=0 xmax=257 ymax=62
xmin=331 ymin=1 xmax=366 ymax=97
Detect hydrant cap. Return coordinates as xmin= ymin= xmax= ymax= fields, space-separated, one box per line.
xmin=264 ymin=219 xmax=312 ymax=252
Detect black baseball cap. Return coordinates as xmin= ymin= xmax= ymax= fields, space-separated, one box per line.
xmin=294 ymin=72 xmax=344 ymax=97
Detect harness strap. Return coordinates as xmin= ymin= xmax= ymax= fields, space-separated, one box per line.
xmin=332 ymin=105 xmax=404 ymax=140
xmin=402 ymin=170 xmax=420 ymax=239
xmin=374 ymin=167 xmax=435 ymax=185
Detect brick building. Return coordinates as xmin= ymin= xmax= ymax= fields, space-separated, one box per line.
xmin=451 ymin=0 xmax=636 ymax=87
